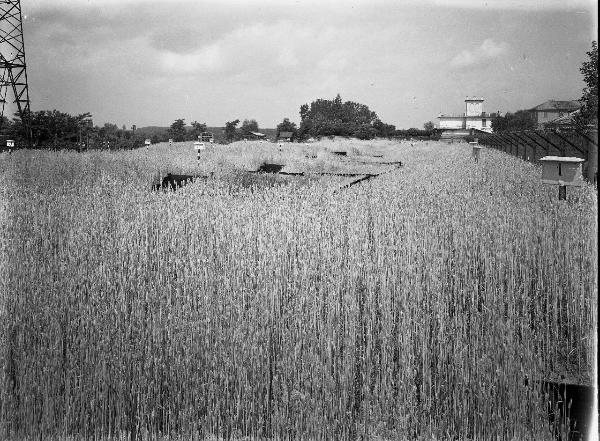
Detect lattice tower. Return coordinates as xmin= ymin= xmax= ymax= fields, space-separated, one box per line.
xmin=0 ymin=0 xmax=31 ymax=147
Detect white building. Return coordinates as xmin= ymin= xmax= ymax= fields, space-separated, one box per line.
xmin=438 ymin=97 xmax=496 ymax=133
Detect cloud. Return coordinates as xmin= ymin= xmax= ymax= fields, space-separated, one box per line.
xmin=159 ymin=44 xmax=224 ymax=74
xmin=429 ymin=0 xmax=594 ymax=10
xmin=450 ymin=38 xmax=510 ymax=68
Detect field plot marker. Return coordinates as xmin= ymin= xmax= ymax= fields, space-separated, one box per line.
xmin=145 ymin=138 xmax=151 ymax=152
xmin=470 ymin=138 xmax=482 ymax=162
xmin=6 ymin=138 xmax=13 ymax=154
xmin=194 ymin=141 xmax=206 ymax=174
xmin=540 ymin=156 xmax=585 ymax=201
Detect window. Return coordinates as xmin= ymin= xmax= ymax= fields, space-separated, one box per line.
xmin=558 ymin=163 xmax=562 ymax=176
xmin=482 ymin=119 xmax=487 ymax=127
xmin=543 ymin=112 xmax=547 ymax=118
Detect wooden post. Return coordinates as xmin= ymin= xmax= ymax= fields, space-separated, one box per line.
xmin=558 ymin=185 xmax=567 ymax=200
xmin=586 ymin=136 xmax=598 ymax=184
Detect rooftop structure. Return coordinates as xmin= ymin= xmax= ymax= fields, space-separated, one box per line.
xmin=438 ymin=97 xmax=495 ymax=133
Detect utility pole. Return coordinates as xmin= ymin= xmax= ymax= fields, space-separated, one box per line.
xmin=0 ymin=0 xmax=31 ymax=149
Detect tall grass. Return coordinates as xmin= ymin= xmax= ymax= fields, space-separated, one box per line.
xmin=0 ymin=141 xmax=596 ymax=440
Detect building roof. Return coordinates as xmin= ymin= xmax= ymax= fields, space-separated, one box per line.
xmin=279 ymin=131 xmax=293 ymax=138
xmin=250 ymin=131 xmax=265 ymax=137
xmin=530 ymin=100 xmax=581 ymax=112
xmin=544 ymin=109 xmax=579 ymax=127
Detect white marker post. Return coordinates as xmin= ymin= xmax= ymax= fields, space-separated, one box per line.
xmin=7 ymin=139 xmax=14 ymax=155
xmin=145 ymin=139 xmax=151 ymax=152
xmin=169 ymin=138 xmax=173 ymax=146
xmin=195 ymin=141 xmax=206 ymax=175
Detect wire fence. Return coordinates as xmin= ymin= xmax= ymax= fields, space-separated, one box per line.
xmin=476 ymin=128 xmax=598 ymax=183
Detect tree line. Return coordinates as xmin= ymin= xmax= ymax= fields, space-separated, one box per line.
xmin=1 ymin=110 xmax=146 ymax=150
xmin=0 ymin=97 xmax=437 ymax=151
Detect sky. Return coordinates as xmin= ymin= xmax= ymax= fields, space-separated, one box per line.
xmin=9 ymin=0 xmax=598 ymax=129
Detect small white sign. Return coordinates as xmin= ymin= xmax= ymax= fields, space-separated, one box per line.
xmin=145 ymin=139 xmax=151 ymax=146
xmin=194 ymin=141 xmax=205 ymax=151
xmin=169 ymin=139 xmax=173 ymax=144
xmin=6 ymin=139 xmax=14 ymax=147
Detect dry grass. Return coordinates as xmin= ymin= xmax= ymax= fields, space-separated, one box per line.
xmin=0 ymin=140 xmax=596 ymax=440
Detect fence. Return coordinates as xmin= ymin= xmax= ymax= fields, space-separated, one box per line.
xmin=476 ymin=128 xmax=598 ymax=183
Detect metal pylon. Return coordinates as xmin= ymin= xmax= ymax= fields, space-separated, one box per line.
xmin=0 ymin=0 xmax=31 ymax=148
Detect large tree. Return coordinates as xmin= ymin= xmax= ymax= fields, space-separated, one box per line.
xmin=169 ymin=118 xmax=187 ymax=142
xmin=224 ymin=119 xmax=240 ymax=141
xmin=191 ymin=121 xmax=207 ymax=140
xmin=575 ymin=40 xmax=598 ymax=128
xmin=297 ymin=94 xmax=383 ymax=139
xmin=240 ymin=119 xmax=259 ymax=137
xmin=423 ymin=121 xmax=435 ymax=131
xmin=276 ymin=118 xmax=297 ymax=138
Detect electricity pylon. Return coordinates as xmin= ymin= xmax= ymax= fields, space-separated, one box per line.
xmin=0 ymin=0 xmax=31 ymax=148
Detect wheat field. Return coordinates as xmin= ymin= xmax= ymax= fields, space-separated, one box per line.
xmin=0 ymin=140 xmax=597 ymax=440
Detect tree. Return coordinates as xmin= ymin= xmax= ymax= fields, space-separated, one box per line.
xmin=240 ymin=119 xmax=259 ymax=137
xmin=99 ymin=123 xmax=119 ymax=139
xmin=373 ymin=119 xmax=396 ymax=137
xmin=276 ymin=118 xmax=297 ymax=139
xmin=491 ymin=110 xmax=535 ymax=132
xmin=191 ymin=121 xmax=207 ymax=140
xmin=17 ymin=109 xmax=92 ymax=147
xmin=169 ymin=118 xmax=187 ymax=142
xmin=355 ymin=123 xmax=377 ymax=140
xmin=297 ymin=94 xmax=386 ymax=140
xmin=423 ymin=121 xmax=435 ymax=131
xmin=224 ymin=119 xmax=240 ymax=141
xmin=575 ymin=40 xmax=598 ymax=128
